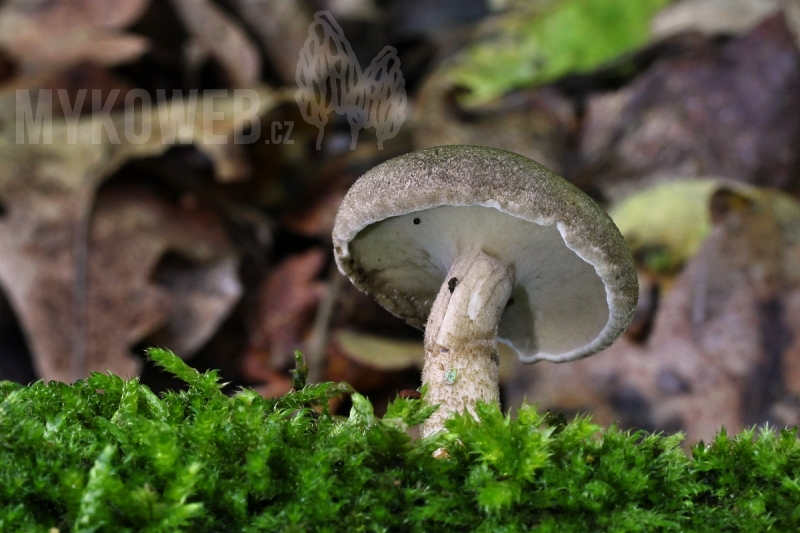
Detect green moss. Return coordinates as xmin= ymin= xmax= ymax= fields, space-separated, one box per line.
xmin=2 ymin=349 xmax=800 ymax=531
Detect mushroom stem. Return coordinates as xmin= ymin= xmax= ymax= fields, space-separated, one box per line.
xmin=421 ymin=251 xmax=514 ymax=437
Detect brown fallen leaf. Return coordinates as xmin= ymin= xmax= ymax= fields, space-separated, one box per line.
xmin=4 ymin=83 xmax=279 ymax=181
xmin=0 ymin=0 xmax=151 ymax=75
xmin=170 ymin=0 xmax=262 ymax=88
xmin=230 ymin=0 xmax=314 ymax=84
xmin=578 ymin=15 xmax=800 ymax=200
xmin=506 ymin=184 xmax=800 ymax=443
xmin=81 ymin=182 xmax=240 ymax=380
xmin=248 ymin=248 xmax=328 ymax=371
xmin=145 ymin=253 xmax=242 ymax=357
xmin=326 ymin=337 xmax=403 ymax=394
xmin=280 ymin=166 xmax=355 ymax=238
xmin=241 ymin=346 xmax=291 ymax=396
xmin=4 ymin=64 xmax=136 ymax=118
xmin=0 ymin=87 xmax=278 ymax=382
xmin=413 ymin=71 xmax=575 ymax=175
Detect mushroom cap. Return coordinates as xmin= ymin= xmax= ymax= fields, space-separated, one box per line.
xmin=333 ymin=145 xmax=638 ymax=364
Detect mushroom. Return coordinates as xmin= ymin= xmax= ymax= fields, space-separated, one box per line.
xmin=333 ymin=145 xmax=638 ymax=436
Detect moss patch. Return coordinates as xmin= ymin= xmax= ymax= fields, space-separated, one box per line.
xmin=2 ymin=348 xmax=800 ymax=531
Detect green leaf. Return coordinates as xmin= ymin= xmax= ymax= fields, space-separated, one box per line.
xmin=449 ymin=0 xmax=671 ymax=106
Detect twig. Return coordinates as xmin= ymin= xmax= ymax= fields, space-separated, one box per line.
xmin=305 ymin=262 xmax=342 ymax=384
xmin=70 ymin=181 xmax=96 ymax=382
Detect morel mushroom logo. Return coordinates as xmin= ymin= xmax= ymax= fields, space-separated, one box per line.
xmin=296 ymin=11 xmax=407 ymax=150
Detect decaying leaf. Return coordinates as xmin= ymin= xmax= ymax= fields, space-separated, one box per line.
xmin=0 ymin=87 xmax=278 ymax=382
xmin=120 ymin=85 xmax=279 ymax=182
xmin=610 ymin=179 xmax=721 ymax=274
xmin=231 ymin=0 xmax=315 ymax=85
xmin=334 ymin=329 xmax=519 ymax=381
xmin=241 ymin=347 xmax=294 ymax=398
xmin=83 ymin=183 xmax=241 ymax=381
xmin=578 ymin=14 xmax=800 ymax=199
xmin=145 ymin=254 xmax=242 ymax=357
xmin=652 ymin=0 xmax=782 ymax=39
xmin=334 ymin=330 xmax=422 ymax=371
xmin=249 ymin=248 xmax=327 ymax=370
xmin=507 ymin=183 xmax=800 ymax=443
xmin=170 ymin=0 xmax=262 ymax=88
xmin=652 ymin=0 xmax=800 ymax=61
xmin=413 ymin=72 xmax=575 ymax=174
xmin=0 ymin=0 xmax=152 ymax=75
xmin=6 ymin=84 xmax=279 ymax=181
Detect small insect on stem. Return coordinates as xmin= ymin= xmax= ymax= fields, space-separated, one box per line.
xmin=445 ymin=369 xmax=457 ymax=385
xmin=448 ymin=277 xmax=459 ymax=293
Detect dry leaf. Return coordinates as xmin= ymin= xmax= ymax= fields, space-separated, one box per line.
xmin=281 ymin=166 xmax=355 ymax=238
xmin=241 ymin=347 xmax=294 ymax=398
xmin=145 ymin=254 xmax=242 ymax=357
xmin=82 ymin=182 xmax=240 ymax=380
xmin=0 ymin=179 xmax=240 ymax=382
xmin=334 ymin=329 xmax=520 ymax=381
xmin=0 ymin=87 xmax=278 ymax=382
xmin=334 ymin=330 xmax=422 ymax=370
xmin=652 ymin=0 xmax=781 ymax=39
xmin=230 ymin=0 xmax=314 ymax=84
xmin=117 ymin=85 xmax=280 ymax=182
xmin=170 ymin=0 xmax=262 ymax=88
xmin=579 ymin=15 xmax=800 ymax=200
xmin=0 ymin=0 xmax=151 ymax=75
xmin=413 ymin=72 xmax=575 ymax=175
xmin=250 ymin=248 xmax=327 ymax=369
xmin=610 ymin=179 xmax=727 ymax=275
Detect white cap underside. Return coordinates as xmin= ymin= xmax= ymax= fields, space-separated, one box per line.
xmin=348 ymin=205 xmax=610 ymax=360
